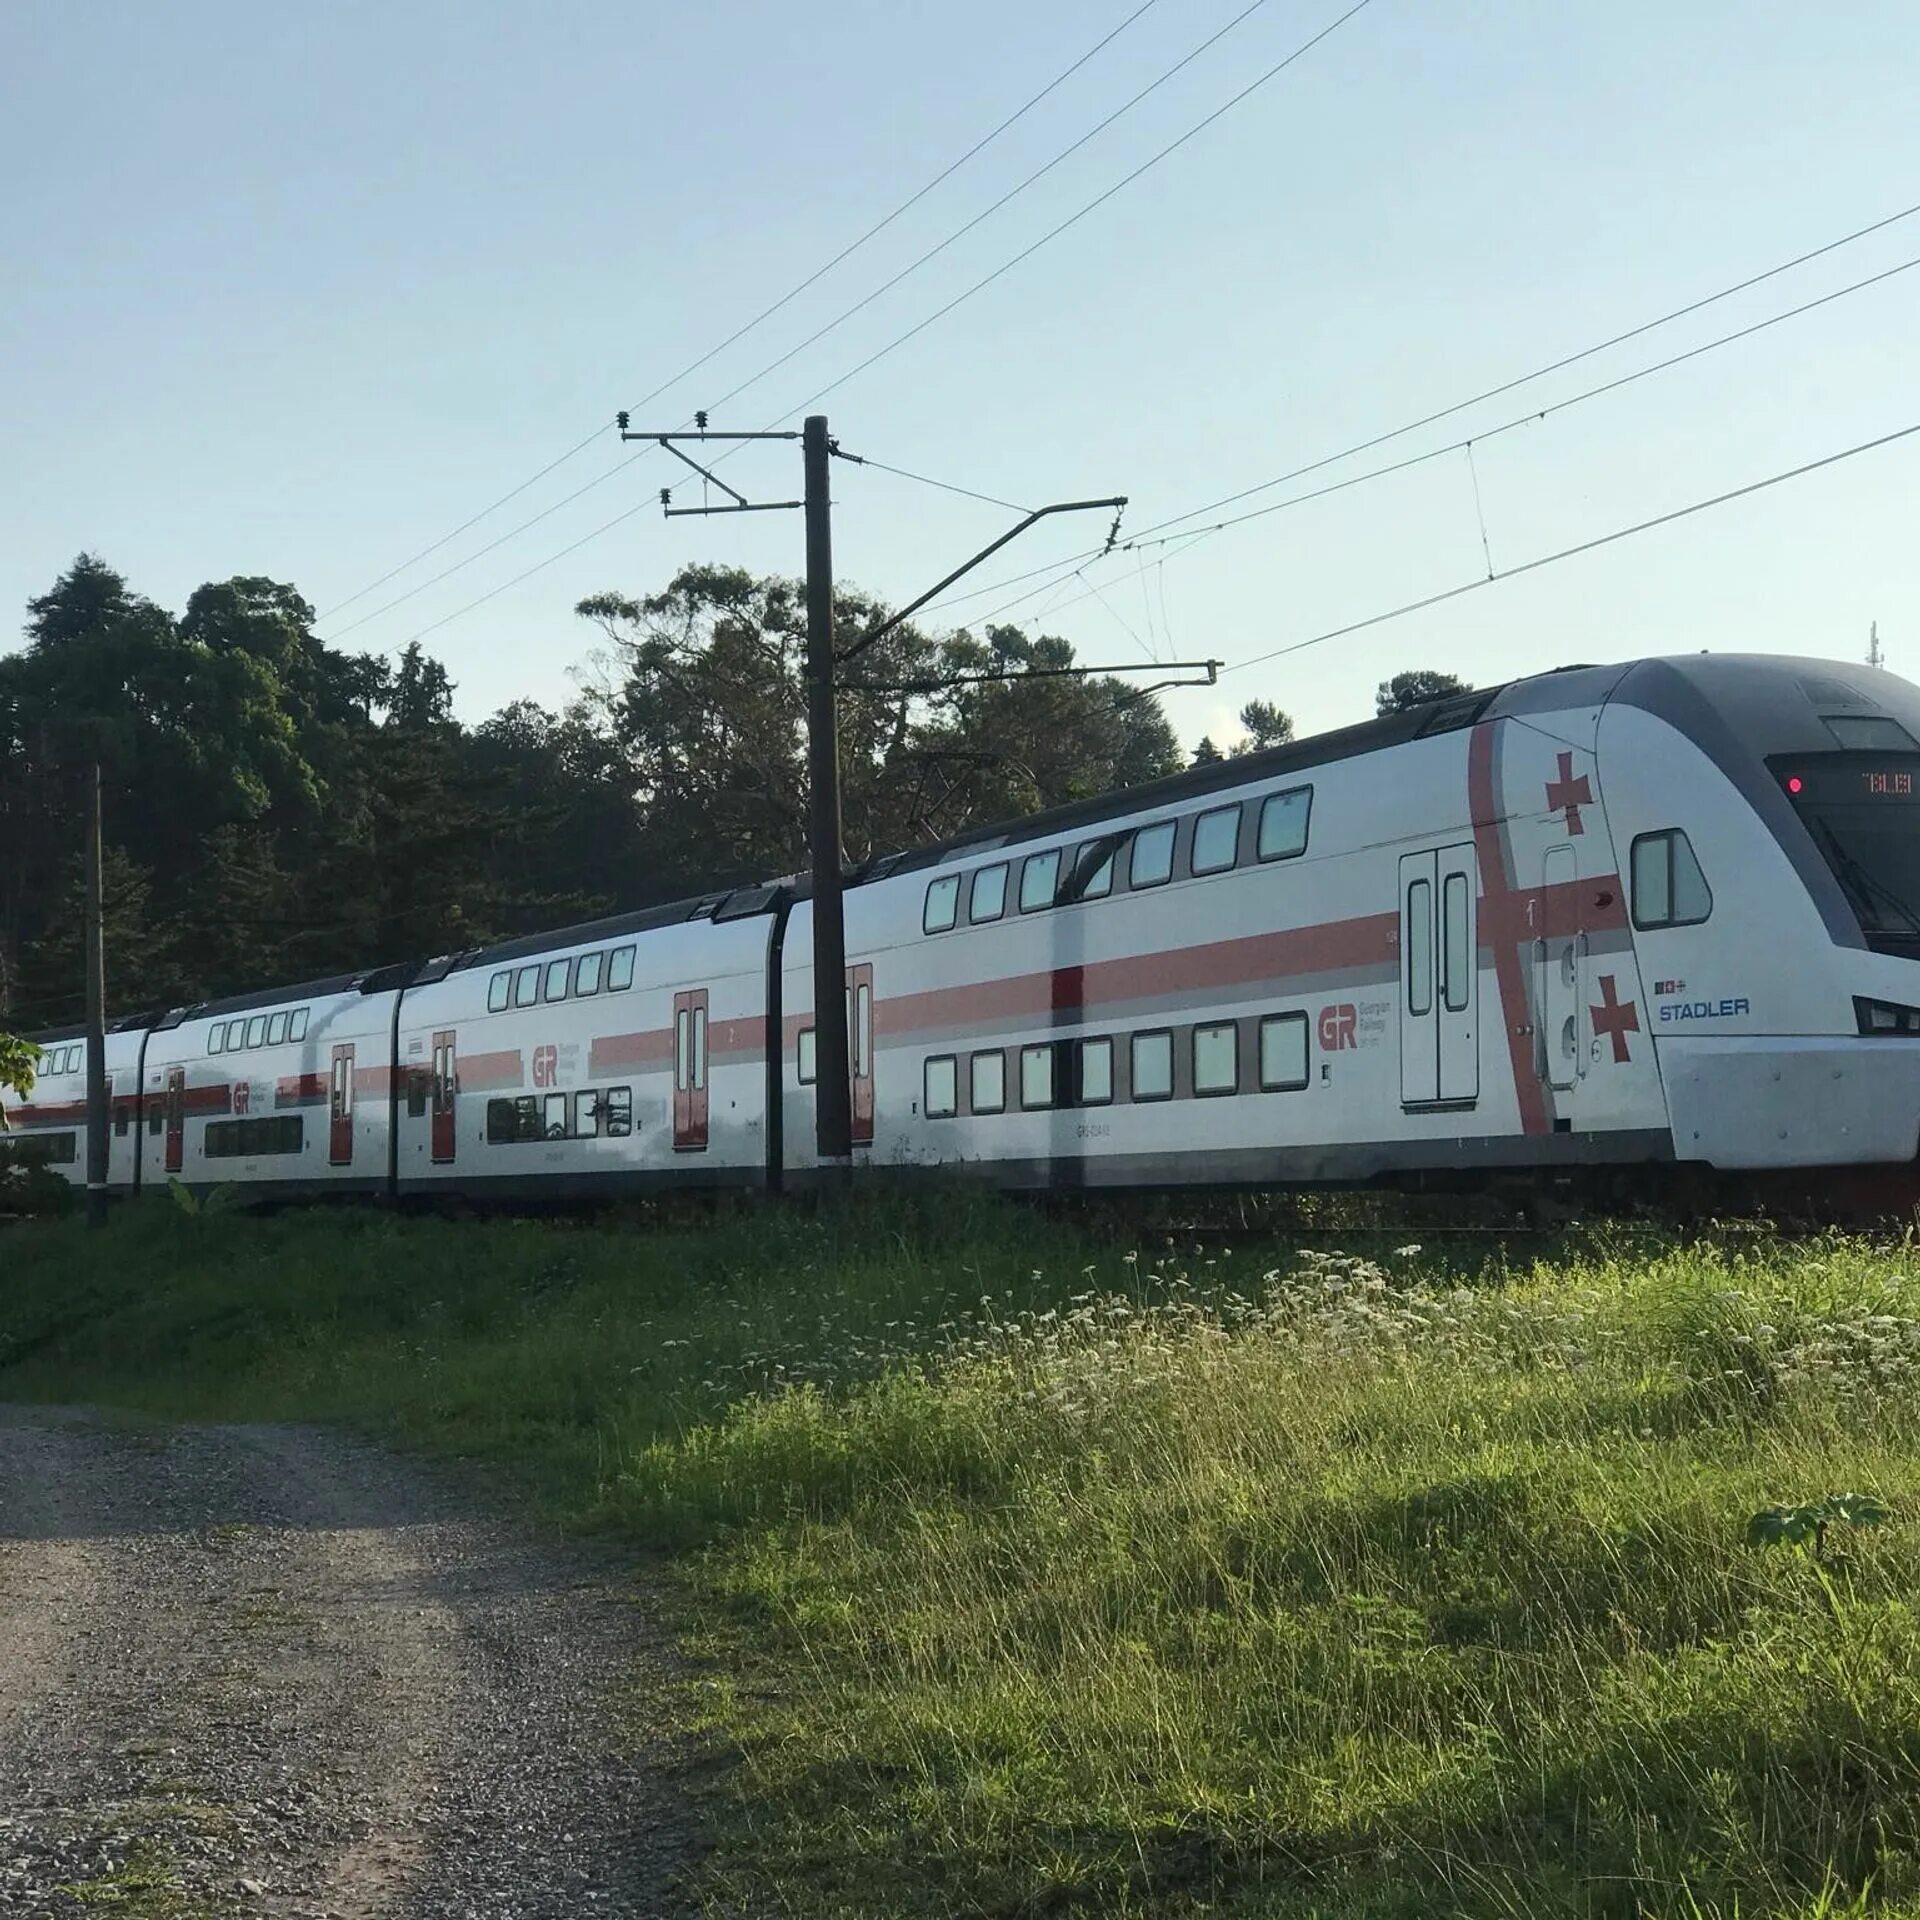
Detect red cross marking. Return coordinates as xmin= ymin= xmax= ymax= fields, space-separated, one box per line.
xmin=1590 ymin=973 xmax=1640 ymax=1063
xmin=1545 ymin=751 xmax=1593 ymax=836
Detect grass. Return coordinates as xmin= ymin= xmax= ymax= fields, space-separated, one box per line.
xmin=7 ymin=1193 xmax=1920 ymax=1916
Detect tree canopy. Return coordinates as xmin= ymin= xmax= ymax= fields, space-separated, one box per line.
xmin=1375 ymin=669 xmax=1471 ymax=715
xmin=1 ymin=554 xmax=1180 ymax=1032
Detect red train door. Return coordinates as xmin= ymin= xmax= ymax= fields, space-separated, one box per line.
xmin=164 ymin=1066 xmax=185 ymax=1174
xmin=329 ymin=1043 xmax=355 ymax=1166
xmin=431 ymin=1030 xmax=457 ymax=1163
xmin=673 ymin=989 xmax=709 ymax=1151
xmin=847 ymin=963 xmax=875 ymax=1146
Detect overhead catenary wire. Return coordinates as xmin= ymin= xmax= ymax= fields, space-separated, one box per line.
xmin=313 ymin=0 xmax=1166 ymax=630
xmin=933 ymin=235 xmax=1920 ymax=632
xmin=383 ymin=0 xmax=1371 ymax=655
xmin=693 ymin=0 xmax=1283 ymax=421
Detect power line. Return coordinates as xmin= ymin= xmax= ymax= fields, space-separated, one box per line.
xmin=313 ymin=1 xmax=1165 ymax=631
xmin=1220 ymin=417 xmax=1920 ymax=677
xmin=771 ymin=0 xmax=1375 ymax=423
xmin=383 ymin=1 xmax=1371 ymax=654
xmin=915 ymin=207 xmax=1920 ymax=630
xmin=693 ymin=0 xmax=1280 ymax=421
xmin=1125 ymin=195 xmax=1920 ymax=546
xmin=972 ymin=244 xmax=1920 ymax=632
xmin=831 ymin=448 xmax=1032 ymax=513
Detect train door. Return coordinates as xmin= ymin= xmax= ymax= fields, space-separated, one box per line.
xmin=847 ymin=963 xmax=875 ymax=1146
xmin=329 ymin=1043 xmax=355 ymax=1165
xmin=673 ymin=989 xmax=709 ymax=1150
xmin=1400 ymin=847 xmax=1478 ymax=1106
xmin=164 ymin=1066 xmax=185 ymax=1174
xmin=431 ymin=1030 xmax=457 ymax=1163
xmin=1538 ymin=844 xmax=1584 ymax=1092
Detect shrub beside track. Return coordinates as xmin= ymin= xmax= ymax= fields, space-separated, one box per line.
xmin=4 ymin=1197 xmax=1920 ymax=1918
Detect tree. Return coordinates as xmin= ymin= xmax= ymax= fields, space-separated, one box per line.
xmin=1191 ymin=737 xmax=1223 ymax=766
xmin=1235 ymin=699 xmax=1295 ymax=753
xmin=1375 ymin=669 xmax=1471 ymax=716
xmin=0 ymin=1031 xmax=36 ymax=1131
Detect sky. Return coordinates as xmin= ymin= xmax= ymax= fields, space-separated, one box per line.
xmin=4 ymin=0 xmax=1918 ymax=752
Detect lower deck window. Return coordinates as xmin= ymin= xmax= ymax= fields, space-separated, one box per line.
xmin=1020 ymin=1044 xmax=1054 ymax=1110
xmin=970 ymin=1050 xmax=1005 ymax=1114
xmin=924 ymin=1054 xmax=958 ymax=1118
xmin=204 ymin=1116 xmax=304 ymax=1159
xmin=1193 ymin=1022 xmax=1239 ymax=1095
xmin=1259 ymin=1013 xmax=1309 ymax=1091
xmin=8 ymin=1130 xmax=77 ymax=1165
xmin=1078 ymin=1037 xmax=1113 ymax=1105
xmin=1131 ymin=1030 xmax=1174 ymax=1101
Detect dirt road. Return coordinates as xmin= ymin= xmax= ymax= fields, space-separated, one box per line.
xmin=0 ymin=1406 xmax=699 ymax=1917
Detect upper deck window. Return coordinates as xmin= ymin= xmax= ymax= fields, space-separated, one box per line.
xmin=924 ymin=873 xmax=961 ymax=933
xmin=1129 ymin=821 xmax=1175 ymax=889
xmin=1258 ymin=787 xmax=1312 ymax=862
xmin=266 ymin=1012 xmax=288 ymax=1046
xmin=1071 ymin=840 xmax=1116 ymax=901
xmin=607 ymin=946 xmax=636 ymax=991
xmin=488 ymin=972 xmax=511 ymax=1013
xmin=544 ymin=957 xmax=572 ymax=1003
xmin=289 ymin=1009 xmax=309 ymax=1042
xmin=1020 ymin=849 xmax=1060 ymax=913
xmin=514 ymin=964 xmax=540 ymax=1008
xmin=1631 ymin=830 xmax=1712 ymax=930
xmin=576 ymin=951 xmax=605 ymax=996
xmin=1190 ymin=805 xmax=1241 ymax=876
xmin=970 ymin=863 xmax=1008 ymax=924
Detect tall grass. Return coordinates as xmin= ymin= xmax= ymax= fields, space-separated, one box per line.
xmin=6 ymin=1199 xmax=1920 ymax=1916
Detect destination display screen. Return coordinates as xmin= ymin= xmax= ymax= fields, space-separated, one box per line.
xmin=1774 ymin=754 xmax=1920 ymax=806
xmin=1774 ymin=753 xmax=1920 ymax=950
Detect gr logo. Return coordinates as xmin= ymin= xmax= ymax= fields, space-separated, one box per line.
xmin=532 ymin=1044 xmax=559 ymax=1088
xmin=1318 ymin=1003 xmax=1358 ymax=1052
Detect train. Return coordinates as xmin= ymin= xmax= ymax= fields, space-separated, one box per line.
xmin=11 ymin=651 xmax=1920 ymax=1210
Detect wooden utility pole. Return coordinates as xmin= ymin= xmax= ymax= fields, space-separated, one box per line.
xmin=802 ymin=415 xmax=854 ymax=1180
xmin=83 ymin=761 xmax=108 ymax=1227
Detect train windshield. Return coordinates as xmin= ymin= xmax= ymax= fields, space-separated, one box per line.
xmin=1777 ymin=754 xmax=1920 ymax=953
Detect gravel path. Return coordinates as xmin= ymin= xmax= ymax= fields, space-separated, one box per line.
xmin=0 ymin=1406 xmax=702 ymax=1917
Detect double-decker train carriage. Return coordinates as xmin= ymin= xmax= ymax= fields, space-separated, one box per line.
xmin=13 ymin=652 xmax=1920 ymax=1206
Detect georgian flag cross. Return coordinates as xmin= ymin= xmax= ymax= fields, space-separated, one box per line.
xmin=1546 ymin=751 xmax=1593 ymax=836
xmin=1590 ymin=974 xmax=1640 ymax=1063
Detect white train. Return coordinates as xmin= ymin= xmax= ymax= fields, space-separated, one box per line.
xmin=13 ymin=653 xmax=1920 ymax=1206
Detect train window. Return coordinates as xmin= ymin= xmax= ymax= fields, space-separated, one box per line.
xmin=970 ymin=863 xmax=1008 ymax=924
xmin=204 ymin=1116 xmax=304 ymax=1159
xmin=267 ymin=1012 xmax=289 ymax=1046
xmin=797 ymin=1027 xmax=817 ymax=1085
xmin=1019 ymin=1044 xmax=1054 ymax=1110
xmin=692 ymin=1003 xmax=708 ymax=1092
xmin=1825 ymin=716 xmax=1919 ymax=751
xmin=407 ymin=1066 xmax=429 ymax=1119
xmin=148 ymin=1104 xmax=166 ymax=1137
xmin=1631 ymin=830 xmax=1712 ymax=930
xmin=576 ymin=1089 xmax=601 ymax=1137
xmin=13 ymin=1131 xmax=77 ymax=1165
xmin=1191 ymin=805 xmax=1241 ymax=876
xmin=608 ymin=946 xmax=636 ymax=991
xmin=488 ymin=971 xmax=511 ymax=1012
xmin=245 ymin=1015 xmax=268 ymax=1049
xmin=1073 ymin=840 xmax=1115 ymax=900
xmin=1442 ymin=873 xmax=1472 ymax=1014
xmin=1078 ymin=1037 xmax=1114 ymax=1106
xmin=486 ymin=1098 xmax=518 ymax=1144
xmin=675 ymin=1008 xmax=690 ymax=1092
xmin=1129 ymin=821 xmax=1175 ymax=889
xmin=924 ymin=1054 xmax=959 ymax=1118
xmin=544 ymin=957 xmax=572 ymax=1003
xmin=115 ymin=1104 xmax=129 ymax=1138
xmin=1258 ymin=787 xmax=1312 ymax=862
xmin=1131 ymin=1030 xmax=1174 ymax=1101
xmin=970 ymin=1049 xmax=1005 ymax=1114
xmin=514 ymin=964 xmax=540 ymax=1009
xmin=543 ymin=1092 xmax=570 ymax=1139
xmin=1019 ymin=849 xmax=1061 ymax=913
xmin=208 ymin=1025 xmax=225 ymax=1055
xmin=604 ymin=1087 xmax=633 ymax=1137
xmin=289 ymin=1009 xmax=309 ymax=1042
xmin=576 ymin=950 xmax=604 ymax=997
xmin=512 ymin=1095 xmax=541 ymax=1141
xmin=1193 ymin=1022 xmax=1239 ymax=1096
xmin=1406 ymin=878 xmax=1434 ymax=1016
xmin=923 ymin=873 xmax=961 ymax=934
xmin=1259 ymin=1013 xmax=1309 ymax=1091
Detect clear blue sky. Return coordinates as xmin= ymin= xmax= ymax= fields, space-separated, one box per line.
xmin=5 ymin=0 xmax=1918 ymax=749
